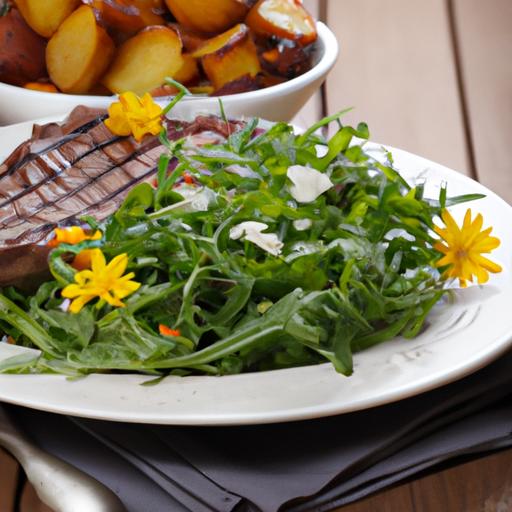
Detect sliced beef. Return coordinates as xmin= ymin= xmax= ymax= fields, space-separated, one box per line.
xmin=0 ymin=107 xmax=245 ymax=288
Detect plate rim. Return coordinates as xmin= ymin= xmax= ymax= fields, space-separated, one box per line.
xmin=1 ymin=120 xmax=511 ymax=425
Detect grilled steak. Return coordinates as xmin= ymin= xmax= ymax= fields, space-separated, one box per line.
xmin=0 ymin=106 xmax=244 ymax=288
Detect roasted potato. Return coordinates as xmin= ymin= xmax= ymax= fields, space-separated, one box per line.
xmin=86 ymin=0 xmax=165 ymax=36
xmin=192 ymin=23 xmax=260 ymax=90
xmin=150 ymin=83 xmax=179 ymax=96
xmin=211 ymin=74 xmax=259 ymax=96
xmin=174 ymin=53 xmax=199 ymax=84
xmin=168 ymin=22 xmax=207 ymax=52
xmin=15 ymin=0 xmax=80 ymax=38
xmin=102 ymin=26 xmax=183 ymax=95
xmin=0 ymin=7 xmax=46 ymax=86
xmin=261 ymin=43 xmax=312 ymax=77
xmin=24 ymin=82 xmax=59 ymax=92
xmin=188 ymin=85 xmax=214 ymax=95
xmin=246 ymin=0 xmax=317 ymax=45
xmin=8 ymin=0 xmax=316 ymax=97
xmin=46 ymin=5 xmax=115 ymax=93
xmin=164 ymin=0 xmax=248 ymax=34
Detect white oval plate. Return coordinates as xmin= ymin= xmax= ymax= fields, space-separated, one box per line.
xmin=1 ymin=119 xmax=512 ymax=425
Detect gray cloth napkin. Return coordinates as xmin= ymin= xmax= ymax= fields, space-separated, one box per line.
xmin=8 ymin=350 xmax=512 ymax=512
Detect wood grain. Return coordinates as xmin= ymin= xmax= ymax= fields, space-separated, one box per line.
xmin=325 ymin=0 xmax=471 ymax=175
xmin=292 ymin=0 xmax=323 ymax=128
xmin=336 ymin=448 xmax=512 ymax=511
xmin=20 ymin=482 xmax=54 ymax=512
xmin=0 ymin=448 xmax=19 ymax=512
xmin=451 ymin=0 xmax=512 ymax=202
xmin=291 ymin=88 xmax=323 ymax=128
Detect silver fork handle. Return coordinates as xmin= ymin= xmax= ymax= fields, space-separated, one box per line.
xmin=0 ymin=411 xmax=125 ymax=512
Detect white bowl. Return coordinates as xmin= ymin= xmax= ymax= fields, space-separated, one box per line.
xmin=0 ymin=22 xmax=337 ymax=125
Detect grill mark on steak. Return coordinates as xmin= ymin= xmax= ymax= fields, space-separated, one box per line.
xmin=0 ymin=115 xmax=107 ymax=179
xmin=66 ymin=163 xmax=159 ymax=222
xmin=1 ymin=139 xmax=160 ymax=236
xmin=0 ymin=130 xmax=123 ymax=208
xmin=5 ymin=162 xmax=160 ymax=246
xmin=0 ymin=114 xmax=246 ymax=242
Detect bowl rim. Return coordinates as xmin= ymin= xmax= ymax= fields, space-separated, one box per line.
xmin=0 ymin=22 xmax=338 ymax=103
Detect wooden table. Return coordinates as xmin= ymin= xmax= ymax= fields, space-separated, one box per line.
xmin=1 ymin=0 xmax=512 ymax=510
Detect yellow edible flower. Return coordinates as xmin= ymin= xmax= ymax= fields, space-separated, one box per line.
xmin=48 ymin=226 xmax=102 ymax=270
xmin=62 ymin=249 xmax=141 ymax=314
xmin=434 ymin=208 xmax=502 ymax=287
xmin=48 ymin=226 xmax=101 ymax=247
xmin=105 ymin=91 xmax=163 ymax=142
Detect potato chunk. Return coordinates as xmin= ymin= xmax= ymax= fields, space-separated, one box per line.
xmin=0 ymin=8 xmax=46 ymax=86
xmin=164 ymin=0 xmax=248 ymax=34
xmin=192 ymin=24 xmax=260 ymax=90
xmin=24 ymin=82 xmax=59 ymax=93
xmin=15 ymin=0 xmax=80 ymax=38
xmin=174 ymin=54 xmax=199 ymax=84
xmin=102 ymin=26 xmax=183 ymax=95
xmin=46 ymin=5 xmax=115 ymax=94
xmin=88 ymin=0 xmax=165 ymax=36
xmin=246 ymin=0 xmax=317 ymax=45
xmin=168 ymin=22 xmax=208 ymax=52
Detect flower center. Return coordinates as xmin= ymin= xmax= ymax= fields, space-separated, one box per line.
xmin=455 ymin=248 xmax=468 ymax=259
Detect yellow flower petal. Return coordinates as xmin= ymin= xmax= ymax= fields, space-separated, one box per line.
xmin=105 ymin=102 xmax=132 ymax=136
xmin=61 ymin=283 xmax=83 ymax=299
xmin=106 ymin=253 xmax=129 ymax=279
xmin=119 ymin=91 xmax=141 ymax=111
xmin=48 ymin=226 xmax=102 ymax=248
xmin=101 ymin=292 xmax=125 ymax=308
xmin=91 ymin=249 xmax=107 ymax=272
xmin=441 ymin=209 xmax=460 ymax=236
xmin=68 ymin=295 xmax=96 ymax=314
xmin=472 ymin=235 xmax=500 ymax=253
xmin=462 ymin=208 xmax=474 ymax=231
xmin=105 ymin=91 xmax=163 ymax=142
xmin=473 ymin=254 xmax=503 ymax=273
xmin=473 ymin=265 xmax=489 ymax=285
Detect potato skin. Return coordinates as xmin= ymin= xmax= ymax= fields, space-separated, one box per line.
xmin=87 ymin=0 xmax=165 ymax=36
xmin=0 ymin=7 xmax=46 ymax=86
xmin=246 ymin=0 xmax=317 ymax=45
xmin=211 ymin=74 xmax=259 ymax=96
xmin=168 ymin=22 xmax=207 ymax=52
xmin=193 ymin=24 xmax=261 ymax=90
xmin=15 ymin=0 xmax=80 ymax=38
xmin=164 ymin=0 xmax=248 ymax=34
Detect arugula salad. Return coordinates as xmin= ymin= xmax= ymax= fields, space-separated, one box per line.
xmin=0 ymin=109 xmax=487 ymax=379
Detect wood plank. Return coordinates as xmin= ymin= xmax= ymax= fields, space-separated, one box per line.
xmin=334 ymin=449 xmax=512 ymax=512
xmin=451 ymin=0 xmax=512 ymax=202
xmin=333 ymin=483 xmax=415 ymax=511
xmin=291 ymin=88 xmax=323 ymax=129
xmin=325 ymin=0 xmax=471 ymax=175
xmin=292 ymin=0 xmax=323 ymax=128
xmin=410 ymin=448 xmax=512 ymax=511
xmin=336 ymin=448 xmax=512 ymax=511
xmin=21 ymin=482 xmax=54 ymax=512
xmin=0 ymin=447 xmax=19 ymax=512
